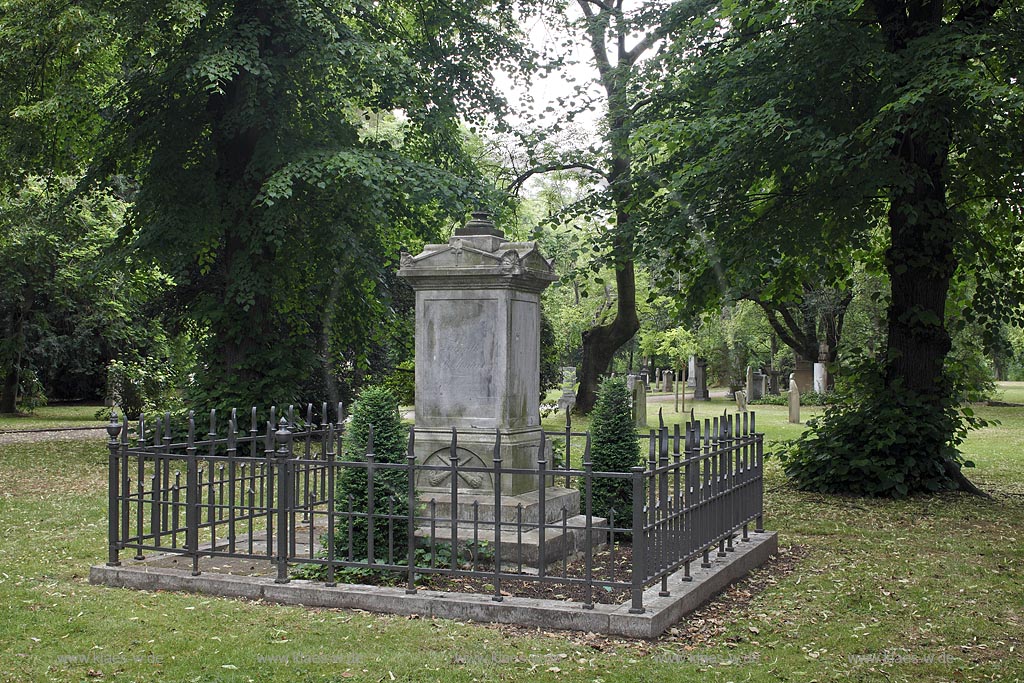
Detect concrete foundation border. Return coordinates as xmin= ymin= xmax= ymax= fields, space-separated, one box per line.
xmin=90 ymin=532 xmax=778 ymax=639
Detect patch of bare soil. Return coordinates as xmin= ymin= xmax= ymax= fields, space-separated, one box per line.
xmin=479 ymin=544 xmax=807 ymax=646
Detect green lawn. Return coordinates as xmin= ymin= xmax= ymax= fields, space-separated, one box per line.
xmin=1 ymin=401 xmax=1022 ymax=682
xmin=994 ymin=381 xmax=1024 ymax=405
xmin=0 ymin=404 xmax=106 ymax=431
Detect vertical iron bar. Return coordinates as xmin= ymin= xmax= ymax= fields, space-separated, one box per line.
xmin=449 ymin=427 xmax=458 ymax=571
xmin=582 ymin=434 xmax=594 ymax=609
xmin=228 ymin=411 xmax=237 ymax=553
xmin=274 ymin=418 xmax=292 ymax=583
xmin=492 ymin=429 xmax=503 ymax=602
xmin=106 ymin=414 xmax=122 ymax=566
xmin=629 ymin=466 xmax=646 ymax=614
xmin=326 ymin=422 xmax=337 ymax=587
xmin=405 ymin=428 xmax=416 ymax=592
xmin=186 ymin=412 xmax=200 ymax=576
xmin=366 ymin=425 xmax=376 ymax=565
xmin=537 ymin=432 xmax=548 ymax=577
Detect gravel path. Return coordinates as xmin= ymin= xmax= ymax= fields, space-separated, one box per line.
xmin=0 ymin=427 xmax=107 ymax=445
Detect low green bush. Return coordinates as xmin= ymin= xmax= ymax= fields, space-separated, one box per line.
xmin=778 ymin=367 xmax=989 ymax=497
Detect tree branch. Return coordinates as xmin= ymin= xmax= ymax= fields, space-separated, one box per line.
xmin=505 ymin=162 xmax=609 ymax=195
xmin=577 ymin=0 xmax=613 ymax=82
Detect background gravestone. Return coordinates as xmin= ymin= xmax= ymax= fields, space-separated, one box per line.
xmin=558 ymin=366 xmax=577 ymax=412
xmin=693 ymin=358 xmax=710 ymax=401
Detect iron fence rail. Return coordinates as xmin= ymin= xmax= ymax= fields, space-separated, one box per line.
xmin=105 ymin=405 xmax=763 ymax=613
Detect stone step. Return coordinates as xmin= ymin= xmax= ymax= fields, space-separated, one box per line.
xmin=415 ymin=514 xmax=608 ymax=569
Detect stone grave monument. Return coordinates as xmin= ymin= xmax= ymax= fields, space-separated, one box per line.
xmin=788 ymin=375 xmax=801 ymax=424
xmin=633 ymin=379 xmax=648 ymax=428
xmin=693 ymin=358 xmax=710 ymax=401
xmin=558 ymin=366 xmax=577 ymax=412
xmin=398 ymin=211 xmax=598 ymax=567
xmin=735 ymin=389 xmax=748 ymax=412
xmin=813 ymin=342 xmax=829 ymax=394
xmin=793 ymin=357 xmax=814 ymax=395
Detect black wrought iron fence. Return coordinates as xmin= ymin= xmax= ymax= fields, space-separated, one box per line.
xmin=104 ymin=405 xmax=763 ymax=613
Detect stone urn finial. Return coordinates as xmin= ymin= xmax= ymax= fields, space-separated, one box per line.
xmin=456 ymin=209 xmax=504 ymax=238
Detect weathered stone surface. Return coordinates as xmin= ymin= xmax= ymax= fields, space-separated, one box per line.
xmin=90 ymin=532 xmax=778 ymax=638
xmin=788 ymin=376 xmax=801 ymax=424
xmin=693 ymin=359 xmax=710 ymax=401
xmin=398 ymin=213 xmax=557 ymax=496
xmin=633 ymin=381 xmax=648 ymax=428
xmin=813 ymin=362 xmax=828 ymax=394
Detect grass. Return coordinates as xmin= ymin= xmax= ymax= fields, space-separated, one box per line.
xmin=993 ymin=381 xmax=1024 ymax=405
xmin=1 ymin=402 xmax=1022 ymax=682
xmin=0 ymin=404 xmax=106 ymax=431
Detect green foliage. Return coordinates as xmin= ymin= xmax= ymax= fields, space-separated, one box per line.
xmin=539 ymin=309 xmax=561 ymax=394
xmin=588 ymin=377 xmax=641 ymax=522
xmin=380 ymin=361 xmax=416 ymax=408
xmin=15 ymin=369 xmax=46 ymax=414
xmin=337 ymin=386 xmax=410 ymax=563
xmin=751 ymin=391 xmax=831 ymax=408
xmin=695 ymin=303 xmax=772 ymax=390
xmin=104 ymin=357 xmax=181 ymax=421
xmin=89 ymin=0 xmax=534 ymax=409
xmin=779 ymin=364 xmax=989 ymax=498
xmin=0 ymin=175 xmax=173 ymax=409
xmin=633 ymin=0 xmax=1023 ymax=490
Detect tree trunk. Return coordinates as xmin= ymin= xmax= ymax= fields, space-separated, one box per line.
xmin=198 ymin=2 xmax=278 ymax=406
xmin=1 ymin=367 xmax=18 ymax=413
xmin=575 ymin=256 xmax=640 ymax=412
xmin=870 ymin=0 xmax=993 ymax=495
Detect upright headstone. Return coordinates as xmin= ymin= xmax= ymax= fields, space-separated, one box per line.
xmin=558 ymin=366 xmax=577 ymax=412
xmin=687 ymin=355 xmax=696 ymax=387
xmin=813 ymin=363 xmax=828 ymax=394
xmin=794 ymin=357 xmax=814 ymax=396
xmin=626 ymin=373 xmax=637 ymax=393
xmin=399 ymin=211 xmax=558 ymax=495
xmin=748 ymin=371 xmax=765 ymax=400
xmin=675 ymin=369 xmax=684 ymax=413
xmin=662 ymin=369 xmax=674 ymax=395
xmin=745 ymin=366 xmax=755 ymax=399
xmin=640 ymin=368 xmax=650 ymax=390
xmin=633 ymin=380 xmax=648 ymax=428
xmin=693 ymin=358 xmax=710 ymax=401
xmin=735 ymin=389 xmax=748 ymax=412
xmin=654 ymin=367 xmax=662 ymax=392
xmin=788 ymin=375 xmax=801 ymax=424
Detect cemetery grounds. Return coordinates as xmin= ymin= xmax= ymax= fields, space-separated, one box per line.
xmin=0 ymin=385 xmax=1021 ymax=682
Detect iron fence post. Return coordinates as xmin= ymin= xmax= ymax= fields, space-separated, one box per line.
xmin=186 ymin=412 xmax=201 ymax=576
xmin=274 ymin=418 xmax=293 ymax=583
xmin=406 ymin=427 xmax=417 ymax=594
xmin=629 ymin=465 xmax=646 ymax=614
xmin=537 ymin=432 xmax=547 ymax=577
xmin=366 ymin=424 xmax=376 ymax=566
xmin=106 ymin=413 xmax=122 ymax=567
xmin=492 ymin=429 xmax=503 ymax=602
xmin=583 ymin=434 xmax=594 ymax=610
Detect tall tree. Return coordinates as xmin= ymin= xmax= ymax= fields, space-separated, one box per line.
xmin=509 ymin=1 xmax=714 ymax=412
xmin=0 ymin=0 xmax=139 ymax=410
xmin=636 ymin=0 xmax=1024 ymax=495
xmin=94 ymin=0 xmax=530 ymax=408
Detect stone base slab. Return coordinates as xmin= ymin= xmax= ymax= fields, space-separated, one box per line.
xmin=90 ymin=532 xmax=777 ymax=638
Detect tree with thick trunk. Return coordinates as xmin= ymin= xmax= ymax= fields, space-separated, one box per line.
xmin=632 ymin=0 xmax=1022 ymax=495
